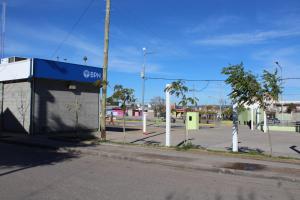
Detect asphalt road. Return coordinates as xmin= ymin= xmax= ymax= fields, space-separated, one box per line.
xmin=0 ymin=143 xmax=299 ymax=200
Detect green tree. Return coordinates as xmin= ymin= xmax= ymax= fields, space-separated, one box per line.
xmin=222 ymin=63 xmax=281 ymax=155
xmin=222 ymin=107 xmax=233 ymax=120
xmin=165 ymin=80 xmax=199 ymax=144
xmin=107 ymin=96 xmax=118 ymax=106
xmin=165 ymin=80 xmax=199 ymax=109
xmin=286 ymin=103 xmax=297 ymax=114
xmin=111 ymin=85 xmax=135 ymax=143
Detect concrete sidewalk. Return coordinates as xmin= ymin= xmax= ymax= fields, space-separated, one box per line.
xmin=107 ymin=123 xmax=300 ymax=159
xmin=1 ymin=132 xmax=300 ymax=183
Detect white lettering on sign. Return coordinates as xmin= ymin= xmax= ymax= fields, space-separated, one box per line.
xmin=83 ymin=70 xmax=101 ymax=79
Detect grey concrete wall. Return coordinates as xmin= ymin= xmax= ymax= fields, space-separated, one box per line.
xmin=2 ymin=81 xmax=31 ymax=133
xmin=34 ymin=79 xmax=99 ymax=133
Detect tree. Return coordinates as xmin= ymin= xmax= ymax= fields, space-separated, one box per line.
xmin=111 ymin=85 xmax=135 ymax=143
xmin=222 ymin=63 xmax=282 ymax=155
xmin=222 ymin=107 xmax=233 ymax=120
xmin=107 ymin=96 xmax=118 ymax=106
xmin=17 ymin=89 xmax=30 ymax=130
xmin=286 ymin=103 xmax=297 ymax=114
xmin=165 ymin=80 xmax=198 ymax=144
xmin=150 ymin=96 xmax=165 ymax=118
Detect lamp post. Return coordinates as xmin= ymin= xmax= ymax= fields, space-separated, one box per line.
xmin=275 ymin=61 xmax=283 ymax=122
xmin=141 ymin=47 xmax=147 ymax=134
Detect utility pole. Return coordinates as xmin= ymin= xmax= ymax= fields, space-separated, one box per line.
xmin=141 ymin=47 xmax=147 ymax=134
xmin=189 ymin=84 xmax=200 ymax=110
xmin=275 ymin=61 xmax=283 ymax=122
xmin=100 ymin=0 xmax=111 ymax=140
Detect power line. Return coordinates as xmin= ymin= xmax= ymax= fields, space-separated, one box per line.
xmin=282 ymin=78 xmax=300 ymax=80
xmin=50 ymin=0 xmax=96 ymax=59
xmin=146 ymin=76 xmax=300 ymax=82
xmin=146 ymin=76 xmax=225 ymax=82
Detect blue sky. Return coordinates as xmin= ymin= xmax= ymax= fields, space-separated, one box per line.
xmin=4 ymin=0 xmax=300 ymax=105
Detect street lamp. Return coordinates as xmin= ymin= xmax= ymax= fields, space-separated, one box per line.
xmin=275 ymin=61 xmax=284 ymax=122
xmin=141 ymin=47 xmax=147 ymax=134
xmin=141 ymin=48 xmax=155 ymax=134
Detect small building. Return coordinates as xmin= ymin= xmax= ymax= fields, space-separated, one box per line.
xmin=0 ymin=57 xmax=102 ymax=134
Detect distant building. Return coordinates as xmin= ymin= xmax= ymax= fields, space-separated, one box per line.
xmin=0 ymin=57 xmax=102 ymax=134
xmin=238 ymin=101 xmax=300 ymax=131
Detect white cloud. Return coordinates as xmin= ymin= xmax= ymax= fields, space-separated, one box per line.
xmin=186 ymin=15 xmax=240 ymax=34
xmin=6 ymin=21 xmax=169 ymax=75
xmin=195 ymin=29 xmax=300 ymax=46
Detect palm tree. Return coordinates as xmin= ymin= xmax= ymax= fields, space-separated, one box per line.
xmin=111 ymin=85 xmax=135 ymax=143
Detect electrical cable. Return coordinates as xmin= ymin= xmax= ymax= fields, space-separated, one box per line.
xmin=146 ymin=76 xmax=225 ymax=82
xmin=50 ymin=0 xmax=96 ymax=59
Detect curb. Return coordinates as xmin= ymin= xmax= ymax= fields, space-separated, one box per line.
xmin=65 ymin=145 xmax=300 ymax=183
xmin=1 ymin=138 xmax=300 ymax=183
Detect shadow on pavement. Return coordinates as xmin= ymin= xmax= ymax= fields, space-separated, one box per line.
xmin=226 ymin=146 xmax=264 ymax=154
xmin=0 ymin=142 xmax=78 ymax=177
xmin=130 ymin=132 xmax=165 ymax=144
xmin=107 ymin=126 xmax=141 ymax=132
xmin=290 ymin=146 xmax=300 ymax=154
xmin=0 ymin=132 xmax=100 ymax=177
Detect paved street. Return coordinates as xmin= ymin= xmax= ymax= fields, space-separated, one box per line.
xmin=107 ymin=121 xmax=300 ymax=158
xmin=1 ymin=142 xmax=300 ymax=200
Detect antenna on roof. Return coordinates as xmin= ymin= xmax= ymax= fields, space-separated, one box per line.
xmin=1 ymin=0 xmax=6 ymax=59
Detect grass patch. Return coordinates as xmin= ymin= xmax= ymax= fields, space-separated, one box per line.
xmin=176 ymin=142 xmax=205 ymax=151
xmin=221 ymin=120 xmax=233 ymax=124
xmin=92 ymin=140 xmax=300 ymax=164
xmin=199 ymin=123 xmax=215 ymax=126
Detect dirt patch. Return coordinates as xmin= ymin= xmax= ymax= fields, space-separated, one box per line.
xmin=222 ymin=162 xmax=267 ymax=171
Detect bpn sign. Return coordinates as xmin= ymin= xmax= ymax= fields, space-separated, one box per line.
xmin=33 ymin=59 xmax=103 ymax=83
xmin=83 ymin=70 xmax=102 ymax=79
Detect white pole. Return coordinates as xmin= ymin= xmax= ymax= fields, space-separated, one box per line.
xmin=251 ymin=106 xmax=254 ymax=130
xmin=141 ymin=48 xmax=146 ymax=134
xmin=257 ymin=107 xmax=260 ymax=129
xmin=264 ymin=110 xmax=267 ymax=133
xmin=143 ymin=112 xmax=147 ymax=134
xmin=232 ymin=103 xmax=238 ymax=152
xmin=165 ymin=84 xmax=171 ymax=147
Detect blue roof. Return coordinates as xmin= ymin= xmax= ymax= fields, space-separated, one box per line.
xmin=33 ymin=58 xmax=103 ymax=83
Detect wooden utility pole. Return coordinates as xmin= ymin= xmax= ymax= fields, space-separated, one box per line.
xmin=100 ymin=0 xmax=111 ymax=140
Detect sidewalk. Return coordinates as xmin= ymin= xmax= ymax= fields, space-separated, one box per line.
xmin=107 ymin=123 xmax=300 ymax=159
xmin=1 ymin=132 xmax=300 ymax=183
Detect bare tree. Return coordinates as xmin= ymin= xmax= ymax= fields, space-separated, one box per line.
xmin=150 ymin=96 xmax=165 ymax=118
xmin=16 ymin=89 xmax=30 ymax=130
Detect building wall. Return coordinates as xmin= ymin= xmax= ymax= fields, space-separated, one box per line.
xmin=238 ymin=109 xmax=251 ymax=125
xmin=238 ymin=108 xmax=263 ymax=125
xmin=33 ymin=79 xmax=99 ymax=133
xmin=2 ymin=81 xmax=31 ymax=133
